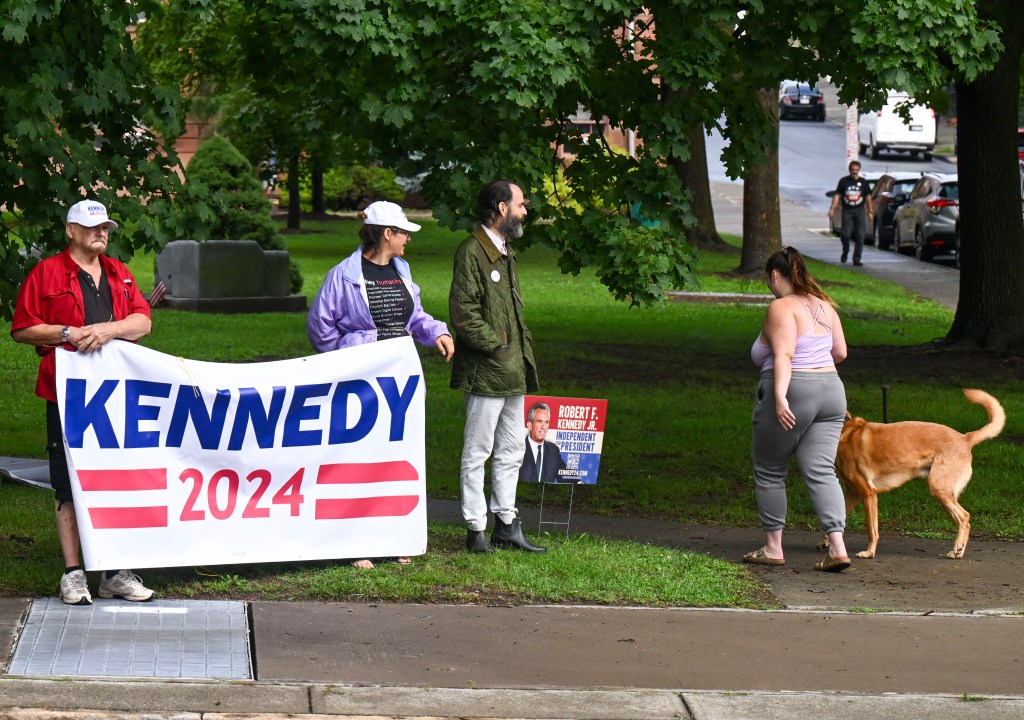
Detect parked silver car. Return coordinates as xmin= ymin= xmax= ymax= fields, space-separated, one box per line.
xmin=891 ymin=172 xmax=959 ymax=262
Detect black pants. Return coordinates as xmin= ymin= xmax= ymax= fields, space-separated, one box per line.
xmin=46 ymin=401 xmax=74 ymax=503
xmin=840 ymin=206 xmax=868 ymax=263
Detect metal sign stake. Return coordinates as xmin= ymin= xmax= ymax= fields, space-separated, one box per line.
xmin=537 ymin=482 xmax=576 ymax=538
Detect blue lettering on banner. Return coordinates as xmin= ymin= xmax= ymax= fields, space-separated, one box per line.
xmin=63 ymin=375 xmax=422 ymax=450
xmin=228 ymin=387 xmax=286 ymax=450
xmin=328 ymin=380 xmax=377 ymax=445
xmin=167 ymin=386 xmax=231 ymax=449
xmin=64 ymin=379 xmax=119 ymax=448
xmin=282 ymin=383 xmax=331 ymax=447
xmin=377 ymin=375 xmax=419 ymax=441
xmin=124 ymin=380 xmax=171 ymax=448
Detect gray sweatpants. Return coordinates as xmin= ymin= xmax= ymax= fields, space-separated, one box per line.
xmin=751 ymin=370 xmax=847 ymax=533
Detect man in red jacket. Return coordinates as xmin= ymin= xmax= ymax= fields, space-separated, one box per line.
xmin=11 ymin=199 xmax=155 ymax=605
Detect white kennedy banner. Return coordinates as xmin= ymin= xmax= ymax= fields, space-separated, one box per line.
xmin=55 ymin=338 xmax=427 ymax=570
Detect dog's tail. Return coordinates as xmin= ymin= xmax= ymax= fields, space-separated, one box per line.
xmin=962 ymin=389 xmax=1006 ymax=447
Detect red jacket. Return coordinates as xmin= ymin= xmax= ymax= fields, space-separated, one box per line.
xmin=11 ymin=248 xmax=151 ymax=402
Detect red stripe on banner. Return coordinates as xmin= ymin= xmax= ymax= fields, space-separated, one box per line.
xmin=88 ymin=506 xmax=168 ymax=529
xmin=316 ymin=461 xmax=419 ymax=484
xmin=315 ymin=495 xmax=419 ymax=520
xmin=78 ymin=468 xmax=167 ymax=491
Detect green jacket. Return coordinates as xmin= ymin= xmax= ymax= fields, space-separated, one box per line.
xmin=449 ymin=226 xmax=539 ymax=396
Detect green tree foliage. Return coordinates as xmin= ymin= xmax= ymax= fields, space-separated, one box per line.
xmin=287 ymin=0 xmax=1002 ymax=305
xmin=0 ymin=0 xmax=208 ymax=319
xmin=139 ymin=1 xmax=708 ymax=302
xmin=136 ymin=0 xmax=357 ymax=231
xmin=278 ymin=165 xmax=405 ymax=213
xmin=292 ymin=1 xmax=703 ymax=305
xmin=9 ymin=0 xmax=1016 ymax=346
xmin=186 ymin=135 xmax=303 ymax=293
xmin=186 ymin=136 xmax=280 ymax=247
xmin=140 ymin=0 xmax=1015 ymax=337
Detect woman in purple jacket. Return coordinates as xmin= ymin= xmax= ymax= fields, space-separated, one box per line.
xmin=307 ymin=201 xmax=455 ymax=357
xmin=307 ymin=201 xmax=453 ymax=568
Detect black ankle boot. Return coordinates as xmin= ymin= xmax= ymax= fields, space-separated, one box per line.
xmin=466 ymin=529 xmax=495 ymax=553
xmin=491 ymin=517 xmax=546 ymax=552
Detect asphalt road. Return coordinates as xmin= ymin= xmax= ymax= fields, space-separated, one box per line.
xmin=703 ymin=98 xmax=956 ymax=214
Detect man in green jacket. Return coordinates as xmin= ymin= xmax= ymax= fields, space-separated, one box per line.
xmin=449 ymin=180 xmax=546 ymax=553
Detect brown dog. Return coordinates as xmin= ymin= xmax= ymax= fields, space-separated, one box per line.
xmin=830 ymin=388 xmax=1005 ymax=560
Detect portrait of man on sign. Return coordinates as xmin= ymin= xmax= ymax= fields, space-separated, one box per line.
xmin=519 ymin=402 xmax=570 ymax=484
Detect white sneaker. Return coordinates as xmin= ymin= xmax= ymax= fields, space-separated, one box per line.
xmin=60 ymin=569 xmax=92 ymax=605
xmin=97 ymin=570 xmax=154 ymax=601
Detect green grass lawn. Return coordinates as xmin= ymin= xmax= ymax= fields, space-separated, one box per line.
xmin=1 ymin=216 xmax=1021 ymax=605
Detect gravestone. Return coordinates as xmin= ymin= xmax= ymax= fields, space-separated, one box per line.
xmin=156 ymin=240 xmax=306 ymax=313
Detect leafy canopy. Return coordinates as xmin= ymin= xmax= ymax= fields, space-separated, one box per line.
xmin=186 ymin=135 xmax=281 ymax=249
xmin=69 ymin=1 xmax=1007 ymax=310
xmin=0 ymin=0 xmax=209 ymax=318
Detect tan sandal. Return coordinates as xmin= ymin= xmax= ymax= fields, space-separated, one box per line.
xmin=814 ymin=554 xmax=851 ymax=572
xmin=742 ymin=547 xmax=785 ymax=566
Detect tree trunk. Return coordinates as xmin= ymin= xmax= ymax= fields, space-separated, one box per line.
xmin=672 ymin=121 xmax=729 ymax=251
xmin=945 ymin=0 xmax=1024 ymax=351
xmin=738 ymin=87 xmax=782 ymax=274
xmin=287 ymin=152 xmax=301 ymax=230
xmin=662 ymin=84 xmax=728 ymax=251
xmin=311 ymin=160 xmax=325 ymax=214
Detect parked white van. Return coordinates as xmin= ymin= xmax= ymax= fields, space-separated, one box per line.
xmin=858 ymin=91 xmax=937 ymax=161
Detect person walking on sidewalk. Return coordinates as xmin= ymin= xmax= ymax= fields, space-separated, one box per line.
xmin=449 ymin=180 xmax=546 ymax=554
xmin=10 ymin=199 xmax=156 ymax=604
xmin=828 ymin=161 xmax=874 ymax=266
xmin=745 ymin=247 xmax=851 ymax=572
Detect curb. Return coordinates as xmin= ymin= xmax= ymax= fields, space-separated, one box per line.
xmin=0 ymin=678 xmax=685 ymax=719
xmin=2 ymin=679 xmax=1024 ymax=719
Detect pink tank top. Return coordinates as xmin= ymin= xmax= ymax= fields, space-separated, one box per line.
xmin=751 ymin=300 xmax=834 ymax=371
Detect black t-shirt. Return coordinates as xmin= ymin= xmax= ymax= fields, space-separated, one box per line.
xmin=361 ymin=257 xmax=413 ymax=340
xmin=835 ymin=175 xmax=870 ymax=209
xmin=78 ymin=268 xmax=114 ymax=324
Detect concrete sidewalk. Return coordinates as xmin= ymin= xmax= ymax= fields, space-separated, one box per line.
xmin=2 ymin=497 xmax=1022 ymax=719
xmin=3 ymin=595 xmax=1023 ymax=719
xmin=709 ymin=180 xmax=960 ymax=310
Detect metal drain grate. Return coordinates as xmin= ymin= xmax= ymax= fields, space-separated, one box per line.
xmin=7 ymin=598 xmax=251 ymax=680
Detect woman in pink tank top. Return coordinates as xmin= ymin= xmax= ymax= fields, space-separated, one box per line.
xmin=745 ymin=247 xmax=852 ymax=572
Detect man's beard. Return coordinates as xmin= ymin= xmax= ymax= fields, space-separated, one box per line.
xmin=497 ymin=214 xmax=523 ymax=239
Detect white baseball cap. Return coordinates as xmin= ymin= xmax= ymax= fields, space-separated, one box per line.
xmin=66 ymin=200 xmax=118 ymax=229
xmin=363 ymin=201 xmax=420 ymax=232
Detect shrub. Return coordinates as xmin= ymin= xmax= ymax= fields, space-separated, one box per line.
xmin=186 ymin=136 xmax=302 ymax=293
xmin=279 ymin=165 xmax=405 ymax=212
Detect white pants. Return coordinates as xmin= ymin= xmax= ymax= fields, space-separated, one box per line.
xmin=459 ymin=393 xmax=524 ymax=531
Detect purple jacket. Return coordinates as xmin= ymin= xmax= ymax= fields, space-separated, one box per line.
xmin=307 ymin=247 xmax=449 ymax=352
